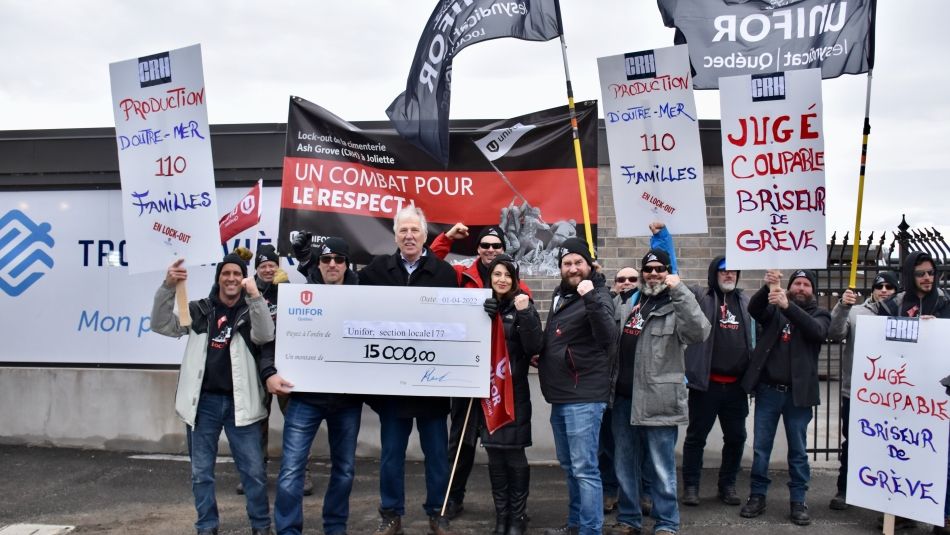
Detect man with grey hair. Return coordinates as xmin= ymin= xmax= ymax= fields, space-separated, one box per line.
xmin=357 ymin=207 xmax=460 ymax=535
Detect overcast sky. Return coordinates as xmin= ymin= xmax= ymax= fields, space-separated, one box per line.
xmin=2 ymin=0 xmax=947 ymax=241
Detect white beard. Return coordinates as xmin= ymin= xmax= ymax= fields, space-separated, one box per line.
xmin=642 ymin=281 xmax=668 ymax=296
xmin=719 ymin=281 xmax=736 ymax=292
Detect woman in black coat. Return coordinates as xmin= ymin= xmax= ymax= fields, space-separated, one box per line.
xmin=481 ymin=255 xmax=542 ymax=535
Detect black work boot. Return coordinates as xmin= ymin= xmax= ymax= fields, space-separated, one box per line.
xmin=740 ymin=494 xmax=767 ymax=518
xmin=718 ymin=485 xmax=741 ymax=506
xmin=682 ymin=485 xmax=700 ymax=506
xmin=789 ymin=502 xmax=811 ymax=526
xmin=373 ymin=508 xmax=403 ymax=535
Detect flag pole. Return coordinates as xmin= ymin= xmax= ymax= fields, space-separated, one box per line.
xmin=441 ymin=398 xmax=474 ymax=516
xmin=553 ymin=0 xmax=596 ymax=258
xmin=847 ymin=0 xmax=877 ymax=289
xmin=847 ymin=71 xmax=873 ymax=289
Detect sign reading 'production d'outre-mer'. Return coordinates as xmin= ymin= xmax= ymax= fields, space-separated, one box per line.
xmin=597 ymin=45 xmax=707 ymax=236
xmin=109 ymin=44 xmax=220 ymax=274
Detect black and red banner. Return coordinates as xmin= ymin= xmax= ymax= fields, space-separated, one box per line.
xmin=278 ymin=97 xmax=598 ymax=269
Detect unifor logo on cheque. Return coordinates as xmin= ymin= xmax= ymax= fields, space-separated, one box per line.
xmin=0 ymin=209 xmax=55 ymax=297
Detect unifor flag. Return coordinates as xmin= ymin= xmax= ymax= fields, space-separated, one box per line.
xmin=219 ymin=179 xmax=262 ymax=243
xmin=657 ymin=0 xmax=875 ymax=89
xmin=386 ymin=0 xmax=562 ymax=165
xmin=482 ymin=314 xmax=515 ymax=434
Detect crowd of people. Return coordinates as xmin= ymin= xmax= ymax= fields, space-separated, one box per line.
xmin=151 ymin=208 xmax=950 ymax=535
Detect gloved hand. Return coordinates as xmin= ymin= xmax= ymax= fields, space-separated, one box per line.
xmin=483 ymin=298 xmax=499 ymax=319
xmin=292 ymin=231 xmax=312 ymax=264
xmin=590 ymin=271 xmax=607 ymax=289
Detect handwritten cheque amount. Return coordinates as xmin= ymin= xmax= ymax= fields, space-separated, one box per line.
xmin=276 ymin=284 xmax=492 ymax=398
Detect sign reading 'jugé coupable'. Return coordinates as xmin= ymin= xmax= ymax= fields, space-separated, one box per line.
xmin=847 ymin=316 xmax=949 ymax=526
xmin=109 ymin=44 xmax=220 ymax=274
xmin=597 ymin=45 xmax=707 ymax=236
xmin=658 ymin=0 xmax=874 ymax=89
xmin=275 ymin=284 xmax=492 ymax=398
xmin=720 ymin=68 xmax=826 ymax=270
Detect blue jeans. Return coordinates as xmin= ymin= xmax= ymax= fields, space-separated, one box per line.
xmin=550 ymin=402 xmax=606 ymax=535
xmin=377 ymin=405 xmax=450 ymax=516
xmin=187 ymin=392 xmax=270 ymax=531
xmin=750 ymin=384 xmax=813 ymax=502
xmin=611 ymin=396 xmax=680 ymax=533
xmin=275 ymin=399 xmax=361 ymax=535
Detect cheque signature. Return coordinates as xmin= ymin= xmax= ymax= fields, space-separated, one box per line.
xmin=420 ymin=367 xmax=450 ymax=383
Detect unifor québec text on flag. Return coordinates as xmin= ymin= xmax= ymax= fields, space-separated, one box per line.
xmin=386 ymin=0 xmax=562 ymax=165
xmin=657 ymin=0 xmax=875 ymax=89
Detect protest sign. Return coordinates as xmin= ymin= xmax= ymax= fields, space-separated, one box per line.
xmin=657 ymin=0 xmax=874 ymax=89
xmin=109 ymin=44 xmax=220 ymax=274
xmin=597 ymin=45 xmax=707 ymax=236
xmin=848 ymin=315 xmax=949 ymax=525
xmin=279 ymin=97 xmax=598 ymax=275
xmin=720 ymin=68 xmax=826 ymax=270
xmin=275 ymin=284 xmax=491 ymax=398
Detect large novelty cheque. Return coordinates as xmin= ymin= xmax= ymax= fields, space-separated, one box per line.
xmin=597 ymin=45 xmax=707 ymax=236
xmin=109 ymin=44 xmax=220 ymax=273
xmin=720 ymin=68 xmax=826 ymax=270
xmin=848 ymin=316 xmax=949 ymax=525
xmin=276 ymin=284 xmax=492 ymax=398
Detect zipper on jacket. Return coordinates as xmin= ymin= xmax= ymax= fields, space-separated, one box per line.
xmin=567 ymin=346 xmax=579 ymax=388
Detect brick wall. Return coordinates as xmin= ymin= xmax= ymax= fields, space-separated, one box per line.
xmin=522 ymin=164 xmax=765 ymax=325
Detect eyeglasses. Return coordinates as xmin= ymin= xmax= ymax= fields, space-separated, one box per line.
xmin=641 ymin=265 xmax=668 ymax=274
xmin=319 ymin=255 xmax=347 ymax=265
xmin=479 ymin=242 xmax=504 ymax=250
xmin=615 ymin=276 xmax=638 ymax=283
xmin=872 ymin=283 xmax=895 ymax=290
xmin=914 ymin=269 xmax=936 ymax=278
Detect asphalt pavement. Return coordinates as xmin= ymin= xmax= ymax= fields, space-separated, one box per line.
xmin=0 ymin=444 xmax=939 ymax=534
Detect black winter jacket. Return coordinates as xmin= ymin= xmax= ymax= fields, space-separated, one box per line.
xmin=685 ymin=255 xmax=754 ymax=391
xmin=358 ymin=248 xmax=459 ymax=419
xmin=741 ymin=285 xmax=830 ymax=407
xmin=539 ymin=273 xmax=617 ymax=404
xmin=479 ymin=295 xmax=543 ymax=448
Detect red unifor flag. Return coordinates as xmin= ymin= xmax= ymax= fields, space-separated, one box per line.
xmin=482 ymin=313 xmax=515 ymax=434
xmin=219 ymin=179 xmax=262 ymax=243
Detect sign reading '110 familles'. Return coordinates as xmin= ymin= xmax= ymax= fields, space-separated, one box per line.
xmin=597 ymin=45 xmax=708 ymax=236
xmin=720 ymin=68 xmax=826 ymax=270
xmin=109 ymin=44 xmax=221 ymax=274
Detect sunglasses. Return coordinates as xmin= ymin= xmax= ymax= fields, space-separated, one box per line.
xmin=615 ymin=276 xmax=638 ymax=283
xmin=479 ymin=242 xmax=504 ymax=250
xmin=319 ymin=255 xmax=347 ymax=265
xmin=872 ymin=283 xmax=895 ymax=290
xmin=641 ymin=265 xmax=668 ymax=274
xmin=914 ymin=269 xmax=936 ymax=278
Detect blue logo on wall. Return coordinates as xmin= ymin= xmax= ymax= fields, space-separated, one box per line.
xmin=0 ymin=210 xmax=55 ymax=296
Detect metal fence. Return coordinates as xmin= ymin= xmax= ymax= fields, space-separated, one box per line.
xmin=809 ymin=216 xmax=950 ymax=460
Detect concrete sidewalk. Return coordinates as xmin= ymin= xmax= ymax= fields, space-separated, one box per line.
xmin=0 ymin=444 xmax=940 ymax=534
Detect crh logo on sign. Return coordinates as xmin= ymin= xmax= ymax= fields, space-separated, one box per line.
xmin=624 ymin=51 xmax=656 ymax=81
xmin=300 ymin=290 xmax=313 ymax=305
xmin=751 ymin=72 xmax=786 ymax=102
xmin=0 ymin=210 xmax=55 ymax=297
xmin=138 ymin=51 xmax=172 ymax=88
